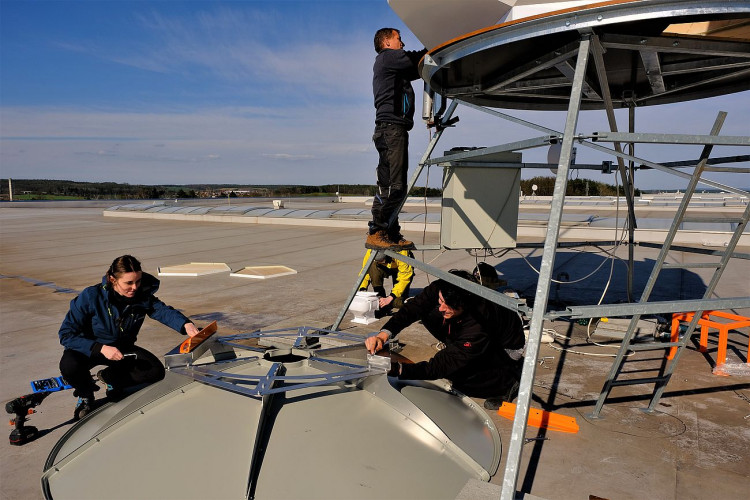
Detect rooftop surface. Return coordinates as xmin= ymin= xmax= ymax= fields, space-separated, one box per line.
xmin=1 ymin=200 xmax=748 ymax=499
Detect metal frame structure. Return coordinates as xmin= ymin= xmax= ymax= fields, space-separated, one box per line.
xmin=166 ymin=326 xmax=391 ymax=397
xmin=338 ymin=1 xmax=750 ymax=498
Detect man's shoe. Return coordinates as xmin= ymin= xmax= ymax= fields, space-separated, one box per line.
xmin=483 ymin=378 xmax=520 ymax=410
xmin=483 ymin=397 xmax=504 ymax=411
xmin=74 ymin=396 xmax=95 ymax=421
xmin=365 ymin=231 xmax=393 ymax=250
xmin=390 ymin=233 xmax=415 ymax=250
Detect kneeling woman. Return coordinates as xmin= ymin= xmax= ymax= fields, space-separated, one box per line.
xmin=58 ymin=255 xmax=200 ymax=420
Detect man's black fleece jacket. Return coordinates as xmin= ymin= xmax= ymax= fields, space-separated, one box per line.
xmin=373 ymin=47 xmax=427 ymax=130
xmin=381 ymin=280 xmax=525 ymax=398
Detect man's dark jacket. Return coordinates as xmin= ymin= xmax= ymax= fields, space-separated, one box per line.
xmin=381 ymin=280 xmax=524 ymax=398
xmin=59 ymin=272 xmax=190 ymax=356
xmin=373 ymin=47 xmax=427 ymax=130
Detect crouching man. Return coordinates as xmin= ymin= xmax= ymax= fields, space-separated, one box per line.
xmin=365 ymin=270 xmax=524 ymax=410
xmin=359 ymin=249 xmax=414 ymax=317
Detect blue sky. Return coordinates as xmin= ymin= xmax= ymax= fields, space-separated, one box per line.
xmin=1 ymin=0 xmax=748 ymax=190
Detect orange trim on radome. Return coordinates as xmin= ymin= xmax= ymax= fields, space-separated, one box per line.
xmin=427 ymin=0 xmax=647 ymax=54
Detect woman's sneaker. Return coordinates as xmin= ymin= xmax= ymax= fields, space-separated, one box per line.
xmin=74 ymin=396 xmax=94 ymax=420
xmin=97 ymin=370 xmax=123 ymax=401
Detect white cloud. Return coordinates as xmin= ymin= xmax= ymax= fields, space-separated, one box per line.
xmin=2 ymin=89 xmax=748 ymax=190
xmin=68 ymin=8 xmax=374 ymax=103
xmin=261 ymin=153 xmax=317 ymax=161
xmin=0 ymin=103 xmax=378 ymax=185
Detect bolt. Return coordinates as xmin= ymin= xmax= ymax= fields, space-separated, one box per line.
xmin=525 ymin=437 xmax=550 ymax=443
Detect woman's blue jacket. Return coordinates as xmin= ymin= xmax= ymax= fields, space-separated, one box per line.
xmin=58 ymin=272 xmax=190 ymax=356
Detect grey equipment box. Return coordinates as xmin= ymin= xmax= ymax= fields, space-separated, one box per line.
xmin=441 ymin=151 xmax=521 ymax=249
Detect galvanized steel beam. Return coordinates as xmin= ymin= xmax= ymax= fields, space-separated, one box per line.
xmin=549 ymin=297 xmax=750 ymax=320
xmin=502 ymin=36 xmax=591 ymax=500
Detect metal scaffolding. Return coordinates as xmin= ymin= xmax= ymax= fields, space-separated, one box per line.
xmin=340 ymin=2 xmax=750 ymax=498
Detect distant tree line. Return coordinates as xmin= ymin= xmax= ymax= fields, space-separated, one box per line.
xmin=1 ymin=179 xmax=175 ymax=200
xmin=520 ymin=176 xmax=640 ymax=197
xmin=1 ymin=178 xmax=631 ymax=201
xmin=0 ymin=179 xmax=444 ymax=200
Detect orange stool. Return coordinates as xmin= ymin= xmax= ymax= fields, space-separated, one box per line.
xmin=669 ymin=310 xmax=750 ymax=375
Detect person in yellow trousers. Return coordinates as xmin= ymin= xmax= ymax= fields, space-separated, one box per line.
xmin=359 ymin=249 xmax=414 ymax=317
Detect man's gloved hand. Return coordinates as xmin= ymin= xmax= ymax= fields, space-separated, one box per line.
xmin=387 ymin=361 xmax=400 ymax=377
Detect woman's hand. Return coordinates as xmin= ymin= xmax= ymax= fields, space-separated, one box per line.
xmin=185 ymin=323 xmax=200 ymax=337
xmin=101 ymin=345 xmax=123 ymax=361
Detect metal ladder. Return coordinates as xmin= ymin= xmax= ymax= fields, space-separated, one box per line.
xmin=589 ymin=111 xmax=750 ymax=417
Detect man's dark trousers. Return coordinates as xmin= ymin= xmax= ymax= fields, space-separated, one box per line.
xmin=370 ymin=122 xmax=408 ymax=238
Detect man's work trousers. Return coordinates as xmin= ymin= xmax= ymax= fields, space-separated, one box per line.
xmin=371 ymin=122 xmax=409 ymax=237
xmin=368 ymin=262 xmax=410 ymax=309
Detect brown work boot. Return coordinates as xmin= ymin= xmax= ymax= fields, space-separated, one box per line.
xmin=391 ymin=233 xmax=415 ymax=250
xmin=365 ymin=230 xmax=393 ymax=250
